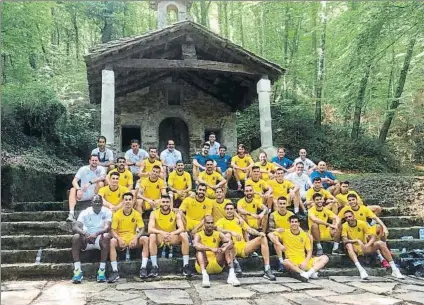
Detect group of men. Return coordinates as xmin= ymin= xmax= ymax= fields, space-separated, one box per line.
xmin=68 ymin=134 xmax=404 ymax=287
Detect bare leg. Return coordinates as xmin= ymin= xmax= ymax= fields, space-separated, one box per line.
xmin=244 ymin=236 xmax=271 ymax=265
xmin=100 ymin=233 xmax=111 ymax=262
xmin=68 ymin=188 xmax=79 ymax=212
xmin=345 ymin=243 xmax=359 ymax=263
xmin=283 ymin=259 xmax=303 ymax=273
xmin=72 ymin=233 xmax=87 ymax=262
xmin=149 ymin=234 xmax=158 ymax=256
xmin=312 ymin=255 xmax=329 ymax=271
xmin=110 ymin=238 xmax=119 ymax=262
xmin=369 ymin=205 xmax=382 ymax=216
xmin=268 ymin=232 xmax=284 ymax=259
xmin=178 ymin=232 xmax=190 ymax=255
xmin=310 ymin=223 xmax=321 ymax=243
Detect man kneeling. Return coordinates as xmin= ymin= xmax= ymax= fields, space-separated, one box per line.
xmin=283 ymin=214 xmax=329 ymax=282
xmin=71 ymin=195 xmax=112 ymax=283
xmin=193 ymin=215 xmax=239 ymax=287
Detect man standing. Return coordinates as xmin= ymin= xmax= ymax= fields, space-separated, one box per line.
xmin=67 ymin=154 xmax=106 ymax=222
xmin=125 ymin=139 xmax=148 ymax=177
xmin=282 ymin=215 xmax=330 ymax=282
xmin=310 ymin=161 xmax=339 ymax=195
xmin=91 ymin=136 xmax=115 ymax=171
xmin=286 ymin=162 xmax=313 ymax=204
xmin=206 ymin=132 xmax=220 ymax=155
xmin=148 ymin=195 xmax=191 ymax=277
xmin=293 ymin=149 xmax=316 ymax=175
xmin=213 ymin=145 xmax=233 ymax=182
xmin=160 ymin=140 xmax=183 ymax=179
xmin=139 ymin=147 xmax=164 ymax=180
xmin=193 ymin=215 xmax=240 ymax=287
xmin=71 ymin=195 xmax=112 ymax=283
xmin=197 ymin=159 xmax=227 ymax=199
xmin=271 ymin=147 xmax=293 ymax=172
xmin=107 ymin=157 xmax=133 ymax=190
xmin=193 ymin=143 xmax=211 ymax=181
xmin=342 ymin=210 xmax=404 ymax=279
xmin=231 ymin=144 xmax=254 ymax=191
xmin=107 ymin=193 xmax=149 ymax=282
xmin=168 ymin=160 xmax=192 ymax=208
xmin=98 ymin=172 xmax=129 ymax=212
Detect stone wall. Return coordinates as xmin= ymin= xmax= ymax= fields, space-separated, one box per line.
xmin=114 ymin=77 xmax=237 ymax=157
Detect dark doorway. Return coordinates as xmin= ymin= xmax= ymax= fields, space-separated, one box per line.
xmin=121 ymin=126 xmax=141 ymax=152
xmin=204 ymin=129 xmax=222 ymax=143
xmin=159 ymin=118 xmax=190 ymax=162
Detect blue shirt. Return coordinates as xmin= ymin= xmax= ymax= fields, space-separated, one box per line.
xmin=213 ymin=154 xmax=232 ymax=172
xmin=193 ymin=153 xmax=210 ymax=172
xmin=271 ymin=156 xmax=293 ymax=169
xmin=310 ymin=170 xmax=336 ymax=189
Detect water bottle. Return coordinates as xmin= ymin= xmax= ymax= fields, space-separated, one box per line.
xmin=125 ymin=248 xmax=130 ymax=262
xmin=161 ymin=246 xmax=167 ymax=258
xmin=35 ymin=248 xmax=42 ymax=264
xmin=419 ymin=228 xmax=424 ymax=240
xmin=168 ymin=246 xmax=173 ymax=259
xmin=401 ymin=248 xmax=407 ymax=254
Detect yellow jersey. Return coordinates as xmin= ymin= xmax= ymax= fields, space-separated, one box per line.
xmin=338 ymin=205 xmax=376 ymax=223
xmin=232 ymin=154 xmax=254 ymax=169
xmin=213 ymin=199 xmax=232 ymax=223
xmin=153 ymin=209 xmax=177 ymax=232
xmin=271 ymin=210 xmax=294 ymax=230
xmin=305 ymin=187 xmax=333 ymax=202
xmin=280 ymin=229 xmax=311 ymax=261
xmin=98 ymin=185 xmax=129 ymax=206
xmin=216 ymin=217 xmax=248 ymax=242
xmin=254 ymin=161 xmax=276 ymax=181
xmin=245 ymin=178 xmax=269 ymax=199
xmin=108 ymin=169 xmax=133 ymax=188
xmin=168 ymin=171 xmax=192 ymax=191
xmin=336 ymin=190 xmax=364 ymax=206
xmin=142 ymin=159 xmax=162 ymax=174
xmin=237 ymin=197 xmax=263 ymax=224
xmin=140 ymin=177 xmax=165 ymax=200
xmin=197 ymin=230 xmax=222 ymax=259
xmin=342 ymin=220 xmax=371 ymax=243
xmin=180 ymin=197 xmax=214 ymax=221
xmin=267 ymin=179 xmax=295 ymax=199
xmin=308 ymin=206 xmax=336 ymax=229
xmin=111 ymin=208 xmax=144 ymax=241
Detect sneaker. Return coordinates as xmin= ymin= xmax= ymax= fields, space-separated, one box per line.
xmin=332 ymin=248 xmax=344 ymax=255
xmin=359 ymin=269 xmax=369 ymax=280
xmin=263 ymin=269 xmax=276 ymax=281
xmin=316 ymin=248 xmax=324 ymax=256
xmin=391 ymin=268 xmax=405 ymax=279
xmin=72 ymin=269 xmax=83 ymax=284
xmin=96 ymin=269 xmax=106 ymax=283
xmin=139 ymin=267 xmax=148 ymax=279
xmin=278 ymin=262 xmax=285 ymax=272
xmin=309 ymin=272 xmax=319 ymax=279
xmin=234 ymin=261 xmax=242 ymax=275
xmin=300 ymin=271 xmax=310 ymax=281
xmin=227 ymin=273 xmax=241 ymax=286
xmin=381 ymin=259 xmax=390 ymax=269
xmin=202 ymin=273 xmax=211 ymax=288
xmin=237 ymin=184 xmax=242 ymax=191
xmin=182 ymin=265 xmax=192 ymax=277
xmin=149 ymin=266 xmax=159 ymax=277
xmin=292 ymin=272 xmax=308 ymax=282
xmin=66 ymin=213 xmax=76 ymax=222
xmin=107 ymin=271 xmax=120 ymax=283
xmin=251 ymin=251 xmax=259 ymax=257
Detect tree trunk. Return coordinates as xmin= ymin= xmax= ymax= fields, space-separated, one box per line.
xmin=199 ymin=0 xmax=211 ymax=27
xmin=351 ymin=64 xmax=372 ymax=139
xmin=239 ymin=4 xmax=245 ymax=46
xmin=223 ymin=1 xmax=228 ymax=38
xmin=310 ymin=3 xmax=318 ymax=102
xmin=314 ymin=1 xmax=327 ymax=128
xmin=71 ymin=11 xmax=79 ymax=59
xmin=378 ymin=34 xmax=417 ymax=144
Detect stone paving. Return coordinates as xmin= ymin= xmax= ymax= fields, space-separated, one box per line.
xmin=2 ymin=275 xmax=424 ymax=305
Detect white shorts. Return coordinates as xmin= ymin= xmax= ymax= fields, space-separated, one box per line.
xmin=300 ymin=189 xmax=307 ymax=200
xmin=78 ymin=188 xmax=95 ymax=201
xmin=83 ymin=235 xmax=102 ymax=251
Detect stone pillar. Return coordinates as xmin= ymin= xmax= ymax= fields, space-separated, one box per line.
xmin=257 ymin=76 xmax=273 ymax=148
xmin=101 ymin=69 xmax=115 ymax=145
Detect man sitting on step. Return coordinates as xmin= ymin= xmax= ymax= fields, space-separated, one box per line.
xmin=193 ymin=215 xmax=240 ymax=287
xmin=342 ymin=210 xmax=404 ymax=280
xmin=231 ymin=144 xmax=254 ymax=191
xmin=254 ymin=152 xmax=276 ymax=181
xmin=336 ymin=181 xmax=382 ymax=216
xmin=236 ymin=185 xmax=269 ymax=232
xmin=310 ymin=161 xmax=340 ymax=196
xmin=285 ymin=162 xmax=313 ymax=205
xmin=138 ymin=147 xmax=164 ymax=180
xmin=168 ymin=160 xmax=192 ymax=209
xmin=108 ymin=192 xmax=149 ymax=283
xmin=213 ymin=145 xmax=234 ymax=184
xmin=282 ymin=214 xmax=330 ymax=282
xmin=305 ymin=177 xmax=338 ymax=213
xmin=308 ymin=193 xmax=343 ymax=256
xmin=91 ymin=135 xmax=115 ymax=171
xmin=271 ymin=147 xmax=294 ymax=173
xmin=98 ymin=172 xmax=129 ymax=212
xmin=67 ymin=154 xmax=106 ymax=222
xmin=192 ymin=143 xmax=211 ymax=182
xmin=245 ymin=166 xmax=274 ymax=211
xmin=148 ymin=195 xmax=191 ymax=277
xmin=106 ymin=157 xmax=133 ymax=190
xmin=212 ymin=187 xmax=233 ymax=223
xmin=216 ymin=202 xmax=276 ymax=281
xmin=71 ymin=195 xmax=112 ymax=284
xmin=267 ymin=168 xmax=303 ymax=214
xmin=197 ymin=159 xmax=227 ymax=199
xmin=135 ymin=165 xmax=167 ymax=215
xmin=125 ymin=139 xmax=148 ymax=182
xmin=293 ymin=149 xmax=317 ymax=175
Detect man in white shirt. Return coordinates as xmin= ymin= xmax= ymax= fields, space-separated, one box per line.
xmin=286 ymin=162 xmax=313 ymax=203
xmin=67 ymin=154 xmax=106 ymax=222
xmin=91 ymin=136 xmax=115 ymax=171
xmin=160 ymin=139 xmax=182 ymax=179
xmin=293 ymin=149 xmax=316 ymax=175
xmin=71 ymin=195 xmax=112 ymax=283
xmin=125 ymin=139 xmax=148 ymax=176
xmin=206 ymin=132 xmax=220 ymax=156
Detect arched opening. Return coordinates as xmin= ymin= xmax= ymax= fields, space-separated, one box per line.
xmin=166 ymin=4 xmax=179 ymax=25
xmin=159 ymin=117 xmax=190 ymax=162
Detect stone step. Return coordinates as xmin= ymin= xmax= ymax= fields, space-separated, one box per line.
xmin=11 ymin=202 xmax=66 ymax=212
xmin=380 ymin=206 xmax=404 ymax=217
xmin=2 ymin=211 xmax=69 ymax=222
xmin=0 ymin=261 xmax=388 ymax=281
xmin=1 ymin=221 xmax=72 ymax=235
xmin=387 ymin=238 xmax=424 ymax=250
xmin=1 ymin=235 xmax=72 ymax=250
xmin=380 ymin=216 xmax=422 ymax=227
xmin=387 ymin=227 xmax=424 ymax=239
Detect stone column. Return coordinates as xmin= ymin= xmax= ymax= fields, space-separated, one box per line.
xmin=257 ymin=76 xmax=273 ymax=148
xmin=101 ymin=68 xmax=115 ymax=145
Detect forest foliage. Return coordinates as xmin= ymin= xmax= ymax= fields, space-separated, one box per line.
xmin=1 ymin=1 xmax=424 ymax=172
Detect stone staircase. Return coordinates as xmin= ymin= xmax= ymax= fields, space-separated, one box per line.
xmin=2 ymin=190 xmax=423 ymax=281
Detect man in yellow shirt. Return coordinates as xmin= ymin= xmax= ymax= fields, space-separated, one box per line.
xmin=268 ymin=168 xmax=303 ymax=213
xmin=305 ymin=177 xmax=337 ymax=213
xmin=197 ymin=159 xmax=227 ymax=199
xmin=108 ymin=193 xmax=149 ymax=282
xmin=98 ymin=172 xmax=129 ymax=212
xmin=148 ymin=195 xmax=191 ymax=277
xmin=136 ymin=165 xmax=167 ymax=214
xmin=168 ymin=160 xmax=192 ymax=208
xmin=231 ymin=144 xmax=254 ymax=191
xmin=308 ymin=193 xmax=342 ymax=256
xmin=254 ymin=152 xmax=276 ymax=181
xmin=282 ymin=214 xmax=329 ymax=282
xmin=216 ymin=202 xmax=276 ymax=281
xmin=267 ymin=196 xmax=294 ymax=272
xmin=179 ymin=183 xmax=214 ymax=236
xmin=193 ymin=215 xmax=240 ymax=287
xmin=245 ymin=166 xmax=273 ymax=209
xmin=107 ymin=157 xmax=133 ymax=190
xmin=342 ymin=210 xmax=404 ymax=280
xmin=237 ymin=185 xmax=269 ymax=231
xmin=336 ymin=181 xmax=382 ymax=215
xmin=138 ymin=147 xmax=164 ymax=180
xmin=212 ymin=187 xmax=232 ymax=222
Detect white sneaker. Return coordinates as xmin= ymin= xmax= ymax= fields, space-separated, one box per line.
xmin=392 ymin=269 xmax=405 ymax=279
xmin=309 ymin=272 xmax=319 ymax=279
xmin=300 ymin=272 xmax=310 ymax=281
xmin=202 ymin=273 xmax=211 ymax=288
xmin=359 ymin=269 xmax=369 ymax=280
xmin=227 ymin=273 xmax=240 ymax=287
